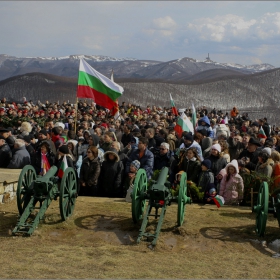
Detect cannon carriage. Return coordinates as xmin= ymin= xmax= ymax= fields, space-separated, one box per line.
xmin=13 ymin=165 xmax=78 ymax=236
xmin=254 ymin=181 xmax=280 ymax=237
xmin=131 ymin=167 xmax=191 ymax=246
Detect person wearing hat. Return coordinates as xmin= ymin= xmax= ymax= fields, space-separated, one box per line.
xmin=219 ymin=159 xmax=244 ymax=205
xmin=205 ymin=143 xmax=227 ymax=179
xmin=79 ymin=145 xmax=101 ymax=196
xmin=196 ymin=159 xmax=214 ymax=202
xmin=238 ymin=138 xmax=262 ymax=171
xmin=196 ymin=115 xmax=214 ymax=138
xmin=99 ymin=148 xmax=124 ymax=197
xmin=179 ymin=132 xmax=203 ymax=161
xmin=124 ymin=159 xmax=141 ymax=201
xmin=55 ymin=144 xmax=75 ymax=177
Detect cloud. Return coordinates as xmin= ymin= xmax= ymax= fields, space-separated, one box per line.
xmin=152 ymin=16 xmax=177 ymax=29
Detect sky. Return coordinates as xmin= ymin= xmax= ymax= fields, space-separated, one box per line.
xmin=1 ymin=1 xmax=280 ymax=67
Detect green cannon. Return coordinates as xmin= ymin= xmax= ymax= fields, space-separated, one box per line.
xmin=12 ymin=165 xmax=77 ymax=236
xmin=131 ymin=167 xmax=191 ymax=246
xmin=254 ymin=181 xmax=280 ymax=237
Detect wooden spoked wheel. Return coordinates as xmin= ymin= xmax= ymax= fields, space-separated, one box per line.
xmin=177 ymin=172 xmax=188 ymax=226
xmin=59 ymin=168 xmax=77 ymax=221
xmin=17 ymin=165 xmax=37 ymax=215
xmin=255 ymin=182 xmax=269 ymax=237
xmin=132 ymin=169 xmax=148 ymax=223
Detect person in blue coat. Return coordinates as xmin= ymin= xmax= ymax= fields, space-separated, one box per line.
xmin=196 ymin=115 xmax=214 ymax=138
xmin=126 ymin=137 xmax=154 ymax=179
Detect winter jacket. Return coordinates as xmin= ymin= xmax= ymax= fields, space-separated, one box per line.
xmin=206 ymin=154 xmax=227 ymax=177
xmin=126 ymin=148 xmax=154 ymax=179
xmin=99 ymin=159 xmax=124 ymax=197
xmin=272 ymin=162 xmax=280 ymax=190
xmin=238 ymin=148 xmax=261 ymax=171
xmin=0 ymin=143 xmax=12 ymax=168
xmin=197 ymin=116 xmax=214 ymax=138
xmin=197 ymin=169 xmax=214 ymax=192
xmin=216 ymin=124 xmax=230 ymax=139
xmin=7 ymin=146 xmax=30 ymax=169
xmin=228 ymin=137 xmax=244 ymax=160
xmin=255 ymin=158 xmax=274 ymax=178
xmin=179 ymin=157 xmax=201 ymax=184
xmin=121 ymin=132 xmax=133 ymax=148
xmin=201 ymin=137 xmax=213 ymax=159
xmin=80 ymin=157 xmax=101 ymax=187
xmin=219 ymin=160 xmax=244 ymax=204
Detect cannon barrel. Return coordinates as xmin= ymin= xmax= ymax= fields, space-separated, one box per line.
xmin=150 ymin=167 xmax=170 ymax=201
xmin=37 ymin=166 xmax=58 ymax=182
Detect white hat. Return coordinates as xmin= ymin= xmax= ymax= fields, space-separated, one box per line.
xmin=211 ymin=143 xmax=221 ymax=153
xmin=54 ymin=122 xmax=65 ymax=130
xmin=263 ymin=147 xmax=271 ymax=156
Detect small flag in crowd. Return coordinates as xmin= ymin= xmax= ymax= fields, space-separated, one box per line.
xmin=77 ymin=59 xmax=124 ymax=110
xmin=213 ymin=195 xmax=225 ymax=208
xmin=40 ymin=153 xmax=50 ymax=175
xmin=57 ymin=155 xmax=68 ymax=179
xmin=258 ymin=126 xmax=267 ymax=139
xmin=174 ymin=112 xmax=194 ymax=138
xmin=191 ymin=103 xmax=197 ymax=129
xmin=170 ymin=93 xmax=178 ymax=116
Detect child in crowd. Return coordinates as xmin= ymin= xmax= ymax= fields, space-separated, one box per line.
xmin=124 ymin=160 xmax=141 ymax=202
xmin=219 ymin=159 xmax=244 ymax=205
xmin=204 ymin=183 xmax=217 ymax=204
xmin=171 ymin=171 xmax=184 ymax=197
xmin=197 ymin=159 xmax=214 ymax=193
xmin=216 ymin=168 xmax=227 ymax=194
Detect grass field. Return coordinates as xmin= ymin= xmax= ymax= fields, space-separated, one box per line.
xmin=0 ymin=197 xmax=280 ymax=279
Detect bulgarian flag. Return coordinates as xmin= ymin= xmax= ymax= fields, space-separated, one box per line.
xmin=77 ymin=59 xmax=124 ymax=110
xmin=57 ymin=155 xmax=68 ymax=179
xmin=258 ymin=126 xmax=267 ymax=139
xmin=174 ymin=112 xmax=194 ymax=138
xmin=170 ymin=93 xmax=178 ymax=116
xmin=213 ymin=195 xmax=225 ymax=208
xmin=191 ymin=103 xmax=197 ymax=130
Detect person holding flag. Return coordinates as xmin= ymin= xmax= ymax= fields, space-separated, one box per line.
xmin=34 ymin=141 xmax=55 ymax=175
xmin=56 ymin=145 xmax=75 ymax=179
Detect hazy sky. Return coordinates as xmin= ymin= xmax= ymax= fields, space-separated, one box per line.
xmin=1 ymin=1 xmax=280 ymax=66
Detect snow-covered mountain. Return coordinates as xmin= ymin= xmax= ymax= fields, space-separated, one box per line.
xmin=0 ymin=54 xmax=275 ymax=82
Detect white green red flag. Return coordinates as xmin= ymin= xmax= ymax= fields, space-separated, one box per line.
xmin=57 ymin=155 xmax=68 ymax=179
xmin=258 ymin=126 xmax=267 ymax=139
xmin=77 ymin=59 xmax=124 ymax=110
xmin=170 ymin=93 xmax=178 ymax=116
xmin=40 ymin=153 xmax=50 ymax=175
xmin=191 ymin=103 xmax=197 ymax=130
xmin=213 ymin=195 xmax=225 ymax=208
xmin=174 ymin=112 xmax=194 ymax=138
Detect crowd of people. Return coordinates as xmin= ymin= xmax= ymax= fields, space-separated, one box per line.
xmin=1 ymin=97 xmax=280 ymax=205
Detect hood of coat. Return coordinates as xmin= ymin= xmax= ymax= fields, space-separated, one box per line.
xmin=225 ymin=159 xmax=239 ymax=174
xmin=198 ymin=116 xmax=210 ymax=127
xmin=103 ymin=148 xmax=120 ymax=162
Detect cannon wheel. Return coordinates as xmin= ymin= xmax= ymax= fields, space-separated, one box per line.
xmin=59 ymin=167 xmax=77 ymax=221
xmin=177 ymin=172 xmax=187 ymax=226
xmin=17 ymin=165 xmax=37 ymax=215
xmin=255 ymin=182 xmax=269 ymax=237
xmin=132 ymin=169 xmax=148 ymax=223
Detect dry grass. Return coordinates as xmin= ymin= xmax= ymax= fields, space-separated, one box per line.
xmin=1 ymin=197 xmax=280 ymax=279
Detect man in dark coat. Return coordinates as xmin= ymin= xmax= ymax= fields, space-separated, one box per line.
xmin=238 ymin=137 xmax=261 ymax=171
xmin=153 ymin=142 xmax=176 ymax=183
xmin=0 ymin=135 xmax=12 ymax=167
xmin=126 ymin=137 xmax=154 ymax=179
xmin=121 ymin=124 xmax=133 ymax=148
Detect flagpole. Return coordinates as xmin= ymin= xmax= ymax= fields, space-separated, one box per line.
xmin=74 ymin=96 xmax=78 ymax=132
